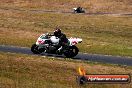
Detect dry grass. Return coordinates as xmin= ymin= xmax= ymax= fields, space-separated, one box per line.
xmin=0 ymin=9 xmax=132 ymax=57
xmin=0 ymin=0 xmax=132 ymax=56
xmin=0 ymin=0 xmax=132 ymax=13
xmin=0 ymin=1 xmax=132 ymax=88
xmin=0 ymin=52 xmax=132 ymax=88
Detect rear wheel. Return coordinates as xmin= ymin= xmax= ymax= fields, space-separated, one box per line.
xmin=31 ymin=44 xmax=42 ymax=54
xmin=64 ymin=45 xmax=79 ymax=58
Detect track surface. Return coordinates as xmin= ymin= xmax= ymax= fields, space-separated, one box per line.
xmin=0 ymin=45 xmax=132 ymax=66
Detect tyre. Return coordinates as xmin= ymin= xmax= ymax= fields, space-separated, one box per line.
xmin=74 ymin=10 xmax=77 ymax=13
xmin=64 ymin=45 xmax=79 ymax=58
xmin=31 ymin=44 xmax=41 ymax=54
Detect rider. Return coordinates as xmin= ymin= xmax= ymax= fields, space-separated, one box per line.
xmin=76 ymin=7 xmax=82 ymax=13
xmin=53 ymin=28 xmax=69 ymax=54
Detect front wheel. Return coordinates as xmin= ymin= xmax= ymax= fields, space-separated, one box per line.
xmin=64 ymin=45 xmax=79 ymax=58
xmin=74 ymin=10 xmax=77 ymax=13
xmin=82 ymin=10 xmax=85 ymax=13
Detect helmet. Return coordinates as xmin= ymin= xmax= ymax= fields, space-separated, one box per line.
xmin=54 ymin=28 xmax=61 ymax=37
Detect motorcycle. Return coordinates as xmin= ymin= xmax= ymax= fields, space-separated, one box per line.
xmin=31 ymin=33 xmax=82 ymax=58
xmin=73 ymin=7 xmax=85 ymax=13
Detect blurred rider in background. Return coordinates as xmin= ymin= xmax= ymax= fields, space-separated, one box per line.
xmin=76 ymin=7 xmax=82 ymax=13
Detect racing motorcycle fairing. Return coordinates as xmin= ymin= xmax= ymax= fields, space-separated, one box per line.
xmin=69 ymin=37 xmax=82 ymax=46
xmin=31 ymin=33 xmax=82 ymax=58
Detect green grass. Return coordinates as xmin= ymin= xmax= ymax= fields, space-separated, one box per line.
xmin=0 ymin=52 xmax=132 ymax=88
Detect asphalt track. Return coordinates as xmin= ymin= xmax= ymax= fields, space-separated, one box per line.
xmin=0 ymin=45 xmax=132 ymax=66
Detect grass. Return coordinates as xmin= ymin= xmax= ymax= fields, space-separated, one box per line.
xmin=0 ymin=0 xmax=132 ymax=56
xmin=0 ymin=0 xmax=132 ymax=13
xmin=0 ymin=9 xmax=132 ymax=57
xmin=0 ymin=1 xmax=132 ymax=88
xmin=0 ymin=52 xmax=132 ymax=88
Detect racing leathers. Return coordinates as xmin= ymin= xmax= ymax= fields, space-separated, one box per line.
xmin=56 ymin=33 xmax=69 ymax=54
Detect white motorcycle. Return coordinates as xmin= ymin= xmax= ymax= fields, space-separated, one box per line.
xmin=31 ymin=33 xmax=82 ymax=58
